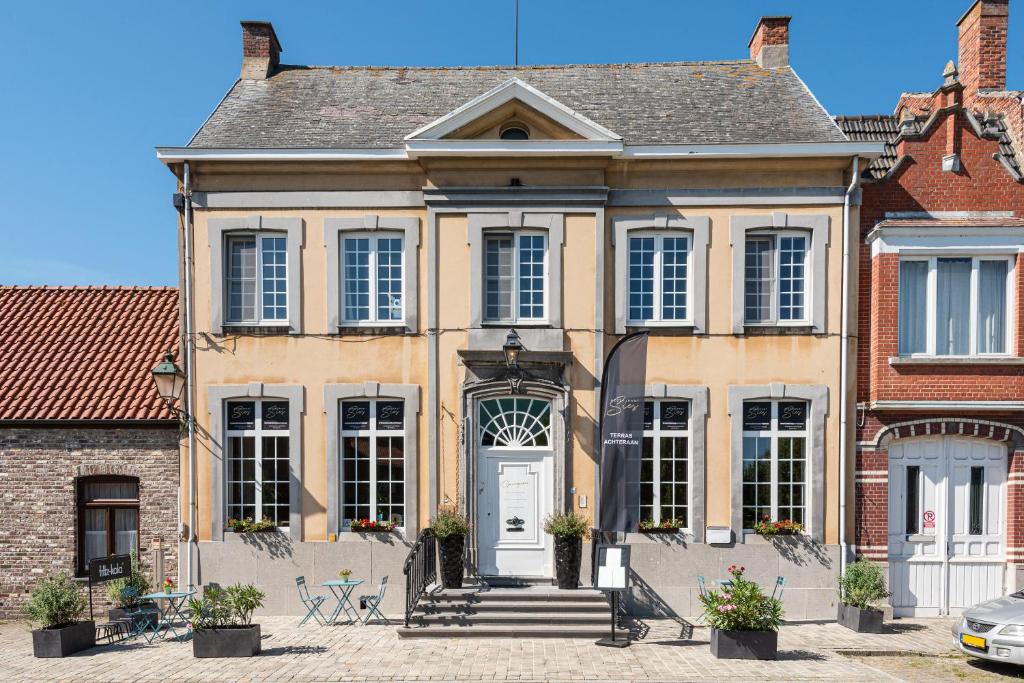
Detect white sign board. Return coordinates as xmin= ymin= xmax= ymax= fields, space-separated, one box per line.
xmin=595 ymin=544 xmax=631 ymax=592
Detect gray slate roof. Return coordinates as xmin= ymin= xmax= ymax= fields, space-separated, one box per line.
xmin=834 ymin=115 xmax=899 ymax=179
xmin=188 ymin=62 xmax=848 ymax=148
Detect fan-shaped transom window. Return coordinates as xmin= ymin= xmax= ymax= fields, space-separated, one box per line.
xmin=479 ymin=398 xmax=551 ymax=448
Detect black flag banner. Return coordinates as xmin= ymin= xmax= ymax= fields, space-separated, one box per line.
xmin=598 ymin=331 xmax=649 ymax=533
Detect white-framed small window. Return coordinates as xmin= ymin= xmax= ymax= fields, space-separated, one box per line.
xmin=340 ymin=399 xmax=406 ymax=528
xmin=899 ymin=255 xmax=1014 ymax=356
xmin=484 ymin=231 xmax=548 ymax=323
xmin=628 ymin=233 xmax=692 ymax=325
xmin=225 ymin=399 xmax=291 ymax=527
xmin=341 ymin=233 xmax=405 ymax=325
xmin=640 ymin=400 xmax=691 ymax=528
xmin=741 ymin=400 xmax=808 ymax=531
xmin=744 ymin=232 xmax=810 ymax=325
xmin=225 ymin=233 xmax=288 ymax=325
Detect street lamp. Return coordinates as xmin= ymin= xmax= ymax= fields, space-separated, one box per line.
xmin=151 ymin=351 xmax=186 ymax=414
xmin=502 ymin=329 xmax=525 ymax=394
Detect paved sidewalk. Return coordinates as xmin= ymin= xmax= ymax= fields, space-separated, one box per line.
xmin=0 ymin=617 xmax=957 ymax=682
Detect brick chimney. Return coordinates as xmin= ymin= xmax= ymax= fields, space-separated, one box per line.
xmin=957 ymin=0 xmax=1009 ymax=100
xmin=240 ymin=20 xmax=282 ymax=80
xmin=748 ymin=16 xmax=791 ymax=68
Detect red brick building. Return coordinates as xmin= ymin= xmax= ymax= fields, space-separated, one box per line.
xmin=0 ymin=287 xmax=180 ymax=618
xmin=838 ymin=0 xmax=1024 ymax=616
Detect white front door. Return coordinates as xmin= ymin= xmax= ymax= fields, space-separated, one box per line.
xmin=889 ymin=437 xmax=1007 ymax=616
xmin=476 ymin=397 xmax=554 ymax=578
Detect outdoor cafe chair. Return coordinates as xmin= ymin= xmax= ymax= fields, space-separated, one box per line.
xmin=358 ymin=575 xmax=389 ymax=625
xmin=120 ymin=587 xmax=161 ymax=643
xmin=771 ymin=576 xmax=786 ymax=601
xmin=295 ymin=576 xmax=328 ymax=627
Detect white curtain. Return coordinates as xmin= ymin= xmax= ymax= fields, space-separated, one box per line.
xmin=114 ymin=508 xmax=138 ymax=555
xmin=84 ymin=509 xmax=107 ymax=565
xmin=978 ymin=261 xmax=1007 ymax=354
xmin=936 ymin=258 xmax=971 ymax=355
xmin=898 ymin=261 xmax=928 ymax=354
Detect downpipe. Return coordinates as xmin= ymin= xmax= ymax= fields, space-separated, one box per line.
xmin=182 ymin=161 xmax=198 ymax=591
xmin=839 ymin=156 xmax=859 ymax=577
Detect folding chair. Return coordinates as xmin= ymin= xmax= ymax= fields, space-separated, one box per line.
xmin=358 ymin=576 xmax=389 ymax=625
xmin=121 ymin=587 xmax=161 ymax=643
xmin=296 ymin=576 xmax=328 ymax=626
xmin=771 ymin=576 xmax=786 ymax=601
xmin=697 ymin=576 xmax=708 ymax=598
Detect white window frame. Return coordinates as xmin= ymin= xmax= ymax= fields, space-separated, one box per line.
xmin=340 ymin=399 xmax=407 ymax=530
xmin=640 ymin=399 xmax=692 ymax=529
xmin=744 ymin=230 xmax=812 ymax=326
xmin=225 ymin=399 xmax=291 ymax=527
xmin=482 ymin=230 xmax=549 ymax=325
xmin=898 ymin=254 xmax=1015 ymax=358
xmin=740 ymin=400 xmax=809 ymax=533
xmin=627 ymin=232 xmax=693 ymax=326
xmin=224 ymin=231 xmax=289 ymax=326
xmin=340 ymin=231 xmax=406 ymax=326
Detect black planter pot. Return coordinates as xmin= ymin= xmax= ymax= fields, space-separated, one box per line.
xmin=437 ymin=534 xmax=465 ymax=589
xmin=553 ymin=535 xmax=582 ymax=589
xmin=709 ymin=628 xmax=777 ymax=660
xmin=837 ymin=603 xmax=883 ymax=633
xmin=192 ymin=624 xmax=262 ymax=658
xmin=32 ymin=621 xmax=95 ymax=658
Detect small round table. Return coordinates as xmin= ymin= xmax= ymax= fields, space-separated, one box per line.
xmin=320 ymin=579 xmax=364 ymax=624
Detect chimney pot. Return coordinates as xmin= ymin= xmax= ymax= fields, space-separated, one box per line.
xmin=748 ymin=16 xmax=791 ymax=68
xmin=957 ymin=0 xmax=1009 ymax=101
xmin=240 ymin=20 xmax=282 ymax=81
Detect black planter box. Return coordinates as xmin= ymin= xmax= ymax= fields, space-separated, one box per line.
xmin=32 ymin=621 xmax=95 ymax=658
xmin=553 ymin=536 xmax=582 ymax=589
xmin=639 ymin=527 xmax=681 ymax=534
xmin=437 ymin=535 xmax=465 ymax=589
xmin=837 ymin=603 xmax=883 ymax=633
xmin=709 ymin=628 xmax=777 ymax=660
xmin=192 ymin=624 xmax=262 ymax=658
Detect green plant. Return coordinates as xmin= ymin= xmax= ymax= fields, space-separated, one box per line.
xmin=543 ymin=511 xmax=590 ymax=538
xmin=639 ymin=518 xmax=685 ymax=531
xmin=338 ymin=569 xmax=352 ymax=580
xmin=105 ymin=551 xmax=151 ymax=607
xmin=23 ymin=572 xmax=87 ymax=629
xmin=698 ymin=565 xmax=783 ymax=632
xmin=839 ymin=560 xmax=890 ymax=610
xmin=188 ymin=583 xmax=265 ymax=630
xmin=429 ymin=505 xmax=470 ymax=539
xmin=227 ymin=517 xmax=277 ymax=533
xmin=350 ymin=518 xmax=395 ymax=531
xmin=753 ymin=516 xmax=804 ymax=537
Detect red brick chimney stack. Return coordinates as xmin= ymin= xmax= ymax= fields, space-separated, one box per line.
xmin=748 ymin=16 xmax=791 ymax=69
xmin=957 ymin=0 xmax=1009 ymax=101
xmin=240 ymin=20 xmax=282 ymax=81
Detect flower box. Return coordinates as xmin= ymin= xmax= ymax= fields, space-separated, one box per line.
xmin=193 ymin=624 xmax=261 ymax=658
xmin=639 ymin=526 xmax=681 ymax=534
xmin=350 ymin=520 xmax=395 ymax=532
xmin=837 ymin=603 xmax=883 ymax=633
xmin=32 ymin=621 xmax=95 ymax=658
xmin=710 ymin=628 xmax=777 ymax=660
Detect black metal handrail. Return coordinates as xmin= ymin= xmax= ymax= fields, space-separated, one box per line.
xmin=402 ymin=528 xmax=437 ymax=627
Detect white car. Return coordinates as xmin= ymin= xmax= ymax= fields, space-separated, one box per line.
xmin=953 ymin=592 xmax=1024 ymax=664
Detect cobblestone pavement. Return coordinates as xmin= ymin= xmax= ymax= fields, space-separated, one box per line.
xmin=0 ymin=617 xmax=958 ymax=682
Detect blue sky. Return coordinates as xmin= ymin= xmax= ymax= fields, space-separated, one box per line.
xmin=1 ymin=1 xmax=1020 ymax=286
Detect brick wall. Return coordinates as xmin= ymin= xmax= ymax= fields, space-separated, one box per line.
xmin=0 ymin=426 xmax=179 ymax=619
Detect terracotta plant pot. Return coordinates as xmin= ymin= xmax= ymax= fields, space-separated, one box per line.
xmin=31 ymin=621 xmax=95 ymax=658
xmin=553 ymin=535 xmax=582 ymax=589
xmin=709 ymin=628 xmax=777 ymax=660
xmin=437 ymin=534 xmax=465 ymax=589
xmin=837 ymin=603 xmax=883 ymax=633
xmin=192 ymin=624 xmax=261 ymax=658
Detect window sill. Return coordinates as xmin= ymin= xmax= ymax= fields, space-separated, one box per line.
xmin=221 ymin=324 xmax=292 ymax=336
xmin=626 ymin=325 xmax=697 ymax=336
xmin=480 ymin=322 xmax=552 ymax=328
xmin=889 ymin=356 xmax=1024 ymax=366
xmin=741 ymin=325 xmax=817 ymax=337
xmin=336 ymin=325 xmax=410 ymax=336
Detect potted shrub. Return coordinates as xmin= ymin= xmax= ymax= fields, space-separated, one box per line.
xmin=543 ymin=511 xmax=589 ymax=589
xmin=189 ymin=583 xmax=266 ymax=658
xmin=698 ymin=565 xmax=783 ymax=660
xmin=105 ymin=551 xmax=156 ymax=625
xmin=24 ymin=572 xmax=94 ymax=658
xmin=430 ymin=506 xmax=469 ymax=589
xmin=338 ymin=569 xmax=352 ymax=581
xmin=639 ymin=518 xmax=684 ymax=534
xmin=837 ymin=559 xmax=889 ymax=633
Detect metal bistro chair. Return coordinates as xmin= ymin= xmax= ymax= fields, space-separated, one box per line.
xmin=295 ymin=576 xmax=328 ymax=627
xmin=358 ymin=576 xmax=389 ymax=625
xmin=771 ymin=576 xmax=786 ymax=601
xmin=122 ymin=587 xmax=161 ymax=643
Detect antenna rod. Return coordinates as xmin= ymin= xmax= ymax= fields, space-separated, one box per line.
xmin=514 ymin=0 xmax=519 ymax=66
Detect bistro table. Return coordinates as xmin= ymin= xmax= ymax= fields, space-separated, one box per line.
xmin=141 ymin=590 xmax=196 ymax=640
xmin=320 ymin=579 xmax=364 ymax=624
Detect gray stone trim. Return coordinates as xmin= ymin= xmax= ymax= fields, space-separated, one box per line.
xmin=207 ymin=383 xmax=305 ymax=541
xmin=323 ymin=216 xmax=421 ymax=333
xmin=192 ymin=190 xmax=424 ymax=209
xmin=467 ymin=327 xmax=564 ymax=352
xmin=324 ymin=382 xmax=421 ymax=540
xmin=467 ymin=212 xmax=565 ymax=333
xmin=609 ymin=187 xmax=846 ymax=207
xmin=423 ymin=186 xmax=609 ymax=207
xmin=612 ymin=214 xmax=711 ymax=335
xmin=729 ymin=212 xmax=829 ymax=334
xmin=645 ymin=384 xmax=709 ymax=542
xmin=727 ymin=383 xmax=829 ymax=543
xmin=207 ymin=216 xmax=305 ymax=335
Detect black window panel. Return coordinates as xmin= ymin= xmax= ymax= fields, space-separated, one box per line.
xmin=661 ymin=402 xmax=689 ymax=430
xmin=906 ymin=466 xmax=920 ymax=535
xmin=643 ymin=401 xmax=654 ymax=430
xmin=778 ymin=401 xmax=807 ymax=431
xmin=261 ymin=401 xmax=289 ymax=430
xmin=376 ymin=400 xmax=404 ymax=430
xmin=342 ymin=401 xmax=371 ymax=430
xmin=969 ymin=466 xmax=984 ymax=536
xmin=227 ymin=401 xmax=256 ymax=430
xmin=742 ymin=401 xmax=772 ymax=431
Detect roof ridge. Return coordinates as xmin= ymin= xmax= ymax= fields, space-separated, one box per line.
xmin=0 ymin=285 xmax=177 ymax=292
xmin=280 ymin=59 xmax=759 ymax=72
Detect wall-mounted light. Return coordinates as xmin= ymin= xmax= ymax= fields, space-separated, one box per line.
xmin=502 ymin=329 xmax=525 ymax=394
xmin=151 ymin=351 xmax=186 ymax=414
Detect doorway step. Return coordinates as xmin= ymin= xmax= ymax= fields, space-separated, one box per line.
xmin=397 ymin=586 xmax=629 ymax=638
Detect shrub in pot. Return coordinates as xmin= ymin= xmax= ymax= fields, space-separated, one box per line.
xmin=698 ymin=565 xmax=783 ymax=660
xmin=24 ymin=572 xmax=94 ymax=658
xmin=189 ymin=583 xmax=266 ymax=658
xmin=430 ymin=506 xmax=469 ymax=589
xmin=837 ymin=560 xmax=889 ymax=633
xmin=105 ymin=551 xmax=157 ymax=624
xmin=543 ymin=511 xmax=589 ymax=589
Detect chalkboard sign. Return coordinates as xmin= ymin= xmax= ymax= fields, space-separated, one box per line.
xmin=342 ymin=401 xmax=371 ymax=430
xmin=89 ymin=554 xmax=131 ymax=583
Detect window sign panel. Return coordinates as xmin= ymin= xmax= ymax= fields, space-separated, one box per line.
xmin=643 ymin=401 xmax=654 ymax=431
xmin=742 ymin=401 xmax=772 ymax=431
xmin=778 ymin=402 xmax=807 ymax=431
xmin=261 ymin=401 xmax=289 ymax=430
xmin=376 ymin=400 xmax=405 ymax=430
xmin=660 ymin=402 xmax=689 ymax=430
xmin=342 ymin=401 xmax=371 ymax=430
xmin=227 ymin=401 xmax=256 ymax=430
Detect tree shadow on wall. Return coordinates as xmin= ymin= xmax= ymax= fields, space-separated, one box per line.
xmin=769 ymin=535 xmax=832 ymax=569
xmin=240 ymin=531 xmax=294 ymax=560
